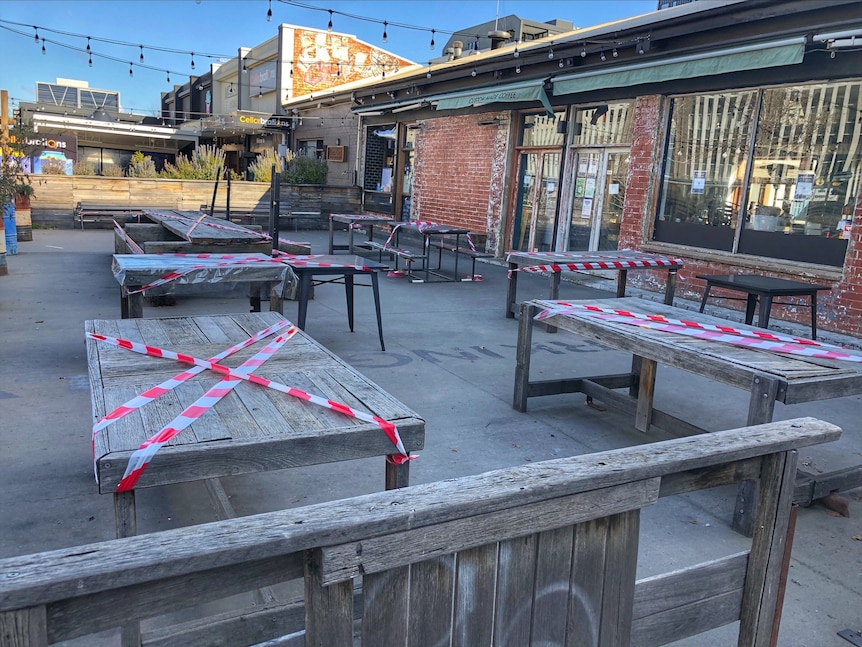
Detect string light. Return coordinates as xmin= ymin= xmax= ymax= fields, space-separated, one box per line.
xmin=515 ymin=63 xmax=521 ymax=74
xmin=129 ymin=62 xmax=133 ymax=77
xmin=612 ymin=47 xmax=618 ymax=57
xmin=33 ymin=26 xmax=39 ymax=43
xmin=426 ymin=70 xmax=431 ymax=79
xmin=242 ymin=60 xmax=248 ymax=72
xmin=471 ymin=66 xmax=477 ymax=77
xmin=513 ymin=45 xmax=519 ymax=58
xmin=88 ymin=54 xmax=92 ymax=67
xmin=430 ymin=28 xmax=435 ymax=50
xmin=382 ymin=20 xmax=388 ymax=43
xmin=190 ymin=52 xmax=195 ymax=69
xmin=41 ymin=38 xmax=46 ymax=54
xmin=327 ymin=9 xmax=333 ymax=31
xmin=166 ymin=70 xmax=170 ymax=83
xmin=266 ymin=0 xmax=272 ymax=22
xmin=558 ymin=59 xmax=564 ymax=68
xmin=581 ymin=45 xmax=587 ymax=58
xmin=86 ymin=36 xmax=91 ymax=53
xmin=548 ymin=47 xmax=554 ymax=59
xmin=139 ymin=45 xmax=144 ymax=62
xmin=601 ymin=50 xmax=607 ymax=61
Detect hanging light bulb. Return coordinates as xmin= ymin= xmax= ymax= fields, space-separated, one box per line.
xmin=515 ymin=63 xmax=521 ymax=74
xmin=471 ymin=66 xmax=477 ymax=77
xmin=266 ymin=0 xmax=272 ymax=22
xmin=139 ymin=45 xmax=144 ymax=62
xmin=580 ymin=45 xmax=587 ymax=58
xmin=41 ymin=38 xmax=46 ymax=55
xmin=612 ymin=47 xmax=618 ymax=58
xmin=430 ymin=28 xmax=435 ymax=50
xmin=559 ymin=59 xmax=564 ymax=68
xmin=327 ymin=9 xmax=333 ymax=31
xmin=34 ymin=27 xmax=39 ymax=44
xmin=382 ymin=21 xmax=388 ymax=43
xmin=426 ymin=70 xmax=432 ymax=79
xmin=600 ymin=50 xmax=607 ymax=62
xmin=513 ymin=45 xmax=519 ymax=58
xmin=548 ymin=47 xmax=554 ymax=59
xmin=242 ymin=60 xmax=248 ymax=73
xmin=336 ymin=62 xmax=341 ymax=76
xmin=166 ymin=71 xmax=171 ymax=83
xmin=190 ymin=52 xmax=195 ymax=69
xmin=88 ymin=55 xmax=93 ymax=67
xmin=86 ymin=36 xmax=91 ymax=53
xmin=129 ymin=63 xmax=133 ymax=77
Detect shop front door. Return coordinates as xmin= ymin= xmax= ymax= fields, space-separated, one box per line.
xmin=567 ymin=149 xmax=629 ymax=251
xmin=512 ymin=150 xmax=562 ymax=252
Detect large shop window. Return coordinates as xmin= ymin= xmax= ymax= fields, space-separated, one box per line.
xmin=654 ymin=82 xmax=861 ymax=267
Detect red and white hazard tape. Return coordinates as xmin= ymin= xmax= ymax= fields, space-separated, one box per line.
xmin=509 ymin=257 xmax=684 ymax=277
xmin=115 ymin=325 xmax=298 ymax=491
xmin=536 ymin=302 xmax=862 ymax=363
xmin=90 ymin=319 xmax=291 ymax=477
xmin=147 ymin=210 xmax=307 ymax=250
xmin=88 ymin=329 xmax=410 ymax=490
xmin=384 ymin=220 xmax=477 ymax=251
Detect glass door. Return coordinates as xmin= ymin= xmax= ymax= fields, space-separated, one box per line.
xmin=512 ymin=151 xmax=562 ymax=252
xmin=566 ymin=148 xmax=628 ymax=251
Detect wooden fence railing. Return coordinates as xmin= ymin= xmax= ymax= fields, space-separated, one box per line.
xmin=0 ymin=417 xmax=840 ymax=647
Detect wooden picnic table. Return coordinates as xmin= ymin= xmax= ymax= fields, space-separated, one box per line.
xmin=513 ymin=297 xmax=862 ymax=535
xmin=505 ymin=250 xmax=684 ymax=317
xmin=328 ymin=213 xmax=395 ymax=254
xmin=142 ymin=209 xmax=266 ymax=246
xmin=85 ymin=311 xmax=425 ymax=539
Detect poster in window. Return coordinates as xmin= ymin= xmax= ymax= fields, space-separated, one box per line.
xmin=795 ymin=173 xmax=814 ymax=200
xmin=578 ymin=160 xmax=588 ymax=175
xmin=691 ymin=170 xmax=706 ymax=194
xmin=584 ymin=177 xmax=596 ymax=198
xmin=581 ymin=198 xmax=593 ymax=218
xmin=575 ymin=177 xmax=586 ymax=197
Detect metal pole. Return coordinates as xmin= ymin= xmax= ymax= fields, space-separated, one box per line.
xmin=225 ymin=169 xmax=232 ymax=221
xmin=0 ymin=89 xmax=9 ymax=276
xmin=208 ymin=165 xmax=221 ymax=218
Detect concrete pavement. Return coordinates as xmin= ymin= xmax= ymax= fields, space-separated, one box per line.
xmin=0 ymin=228 xmax=859 ymax=646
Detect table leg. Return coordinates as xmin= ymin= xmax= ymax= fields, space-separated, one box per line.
xmin=745 ymin=294 xmax=758 ymax=325
xmin=249 ymin=282 xmax=262 ymax=312
xmin=120 ymin=288 xmax=129 ymax=319
xmin=698 ymin=283 xmax=713 ymax=313
xmin=514 ymin=302 xmax=538 ymax=412
xmin=617 ymin=269 xmax=629 ymax=298
xmin=114 ymin=489 xmax=141 ymax=647
xmin=453 ymin=234 xmax=461 ymax=280
xmin=757 ymin=294 xmax=774 ymax=329
xmin=328 ymin=217 xmax=335 ymax=255
xmin=732 ymin=373 xmax=780 ymax=536
xmin=385 ymin=458 xmax=410 ymax=489
xmin=546 ymin=272 xmax=561 ymax=333
xmin=127 ymin=288 xmax=144 ymax=319
xmin=345 ymin=274 xmax=355 ymax=332
xmin=634 ymin=357 xmax=657 ymax=433
xmin=347 ymin=225 xmax=355 ymax=255
xmin=297 ymin=273 xmax=312 ymax=330
xmin=810 ymin=291 xmax=818 ymax=340
xmin=506 ymin=262 xmax=518 ymax=318
xmin=664 ymin=269 xmax=678 ymax=305
xmin=371 ymin=272 xmax=385 ymax=351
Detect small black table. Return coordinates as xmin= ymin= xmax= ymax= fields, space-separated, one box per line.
xmin=283 ymin=255 xmax=388 ymax=350
xmin=697 ymin=274 xmax=831 ymax=339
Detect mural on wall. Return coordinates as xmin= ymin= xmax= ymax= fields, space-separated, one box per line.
xmin=291 ymin=28 xmax=414 ymax=97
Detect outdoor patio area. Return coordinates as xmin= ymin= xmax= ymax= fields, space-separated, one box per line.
xmin=0 ymin=228 xmax=860 ymax=646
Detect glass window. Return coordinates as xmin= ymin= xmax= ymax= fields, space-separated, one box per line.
xmin=654 ymin=91 xmax=758 ymax=251
xmin=520 ymin=111 xmax=566 ymax=147
xmin=654 ymin=82 xmax=860 ymax=266
xmin=574 ymin=102 xmax=634 ymax=146
xmin=362 ymin=125 xmax=396 ymax=214
xmin=737 ymin=83 xmax=859 ymax=265
xmin=297 ymin=139 xmax=324 ymax=159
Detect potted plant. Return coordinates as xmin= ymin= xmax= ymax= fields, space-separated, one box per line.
xmin=13 ymin=180 xmax=34 ymax=210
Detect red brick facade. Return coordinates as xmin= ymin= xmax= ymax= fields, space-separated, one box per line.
xmin=411 ymin=112 xmax=505 ymax=251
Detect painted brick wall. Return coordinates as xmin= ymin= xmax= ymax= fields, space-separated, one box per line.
xmin=412 ymin=112 xmax=506 ymax=251
xmin=620 ymin=94 xmax=862 ymax=336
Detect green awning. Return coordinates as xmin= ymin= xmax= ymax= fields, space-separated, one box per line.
xmin=435 ymin=80 xmax=554 ymax=116
xmin=552 ymin=37 xmax=806 ymax=96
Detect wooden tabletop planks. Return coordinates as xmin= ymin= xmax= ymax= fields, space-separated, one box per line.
xmin=85 ymin=312 xmax=425 ymax=492
xmin=143 ymin=209 xmax=265 ymax=244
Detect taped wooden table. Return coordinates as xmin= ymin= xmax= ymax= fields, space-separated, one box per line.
xmin=85 ymin=311 xmax=425 ymax=541
xmin=513 ymin=297 xmax=862 ymax=535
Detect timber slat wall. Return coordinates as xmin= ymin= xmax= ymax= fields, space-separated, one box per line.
xmin=28 ymin=176 xmax=361 ymax=229
xmin=0 ymin=417 xmax=840 ymax=647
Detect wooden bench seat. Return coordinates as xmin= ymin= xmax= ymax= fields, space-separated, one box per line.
xmin=74 ymin=204 xmax=175 ymax=230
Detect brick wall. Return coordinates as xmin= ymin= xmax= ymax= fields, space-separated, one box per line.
xmin=412 ymin=112 xmax=506 ymax=250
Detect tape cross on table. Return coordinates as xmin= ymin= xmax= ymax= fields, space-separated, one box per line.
xmin=536 ymin=302 xmax=862 ymax=363
xmin=88 ymin=322 xmax=410 ymax=492
xmin=508 ymin=257 xmax=684 ymax=278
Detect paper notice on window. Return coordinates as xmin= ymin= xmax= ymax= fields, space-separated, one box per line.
xmin=691 ymin=170 xmax=706 ymax=195
xmin=578 ymin=160 xmax=588 ymax=175
xmin=575 ymin=177 xmax=586 ymax=197
xmin=585 ymin=177 xmax=597 ymax=198
xmin=795 ymin=173 xmax=814 ymax=200
xmin=608 ymin=182 xmax=620 ymax=195
xmin=581 ymin=198 xmax=593 ymax=218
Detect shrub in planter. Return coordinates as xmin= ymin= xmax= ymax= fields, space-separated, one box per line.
xmin=283 ymin=155 xmax=328 ymax=185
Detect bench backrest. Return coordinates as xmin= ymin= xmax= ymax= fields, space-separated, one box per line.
xmin=0 ymin=417 xmax=839 ymax=647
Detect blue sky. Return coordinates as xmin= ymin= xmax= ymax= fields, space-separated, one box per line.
xmin=0 ymin=0 xmax=657 ymax=116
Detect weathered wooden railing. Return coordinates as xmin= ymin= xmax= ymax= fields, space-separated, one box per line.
xmin=0 ymin=417 xmax=840 ymax=647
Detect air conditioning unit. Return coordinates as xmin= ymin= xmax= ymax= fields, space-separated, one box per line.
xmin=326 ymin=145 xmax=346 ymax=162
